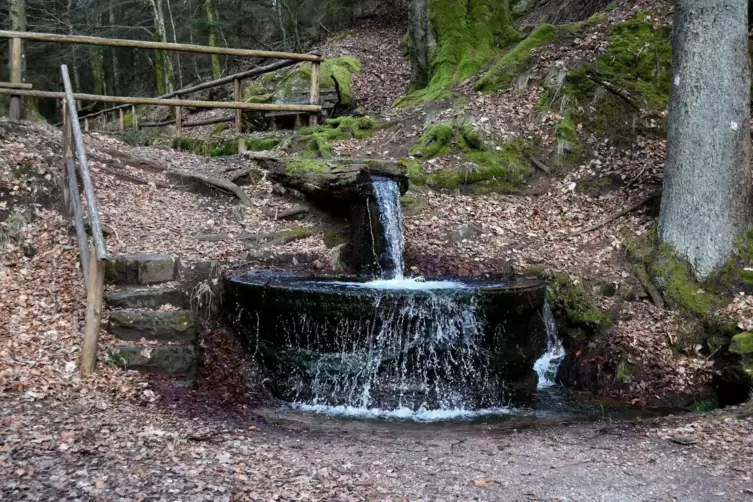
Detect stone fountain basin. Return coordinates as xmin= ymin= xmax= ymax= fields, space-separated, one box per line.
xmin=225 ymin=270 xmax=548 ymax=405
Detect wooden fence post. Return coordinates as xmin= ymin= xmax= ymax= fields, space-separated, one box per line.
xmin=84 ymin=118 xmax=89 ymax=132
xmin=309 ymin=61 xmax=320 ymax=127
xmin=9 ymin=37 xmax=23 ymax=120
xmin=119 ymin=108 xmax=125 ymax=132
xmin=234 ymin=78 xmax=246 ymax=153
xmin=175 ymin=105 xmax=182 ymax=135
xmin=79 ymin=243 xmax=105 ymax=375
xmin=60 ymin=100 xmax=73 ymax=217
xmin=131 ymin=105 xmax=138 ymax=130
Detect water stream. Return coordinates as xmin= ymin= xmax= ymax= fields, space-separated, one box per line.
xmin=372 ymin=175 xmax=405 ymax=279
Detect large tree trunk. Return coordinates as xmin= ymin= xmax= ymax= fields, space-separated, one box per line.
xmin=659 ymin=0 xmax=752 ymax=279
xmin=148 ymin=0 xmax=176 ymax=94
xmin=206 ymin=0 xmax=222 ymax=80
xmin=406 ymin=0 xmax=518 ymax=92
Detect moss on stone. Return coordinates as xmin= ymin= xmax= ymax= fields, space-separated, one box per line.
xmin=247 ymin=137 xmax=281 ymax=151
xmin=409 ymin=124 xmax=455 ymax=158
xmin=614 ymin=358 xmax=639 ymax=384
xmin=400 ymin=159 xmax=427 ymax=188
xmin=171 ymin=136 xmax=240 ymax=157
xmin=294 ymin=115 xmax=377 ymax=158
xmin=561 ymin=12 xmax=607 ymax=35
xmin=476 ymin=24 xmax=557 ymax=92
xmin=278 ymin=227 xmax=317 ymax=241
xmin=548 ymin=274 xmax=612 ymax=332
xmin=285 ymin=158 xmax=330 ymax=174
xmin=730 ymin=333 xmax=753 ymax=355
xmin=400 ymin=194 xmax=427 ymax=216
xmin=246 ymin=56 xmax=362 ymax=108
xmin=323 ymin=231 xmax=348 ymax=248
xmin=538 ymin=12 xmax=672 ymax=150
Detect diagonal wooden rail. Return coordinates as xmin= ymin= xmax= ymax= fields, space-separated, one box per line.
xmin=59 ymin=64 xmax=109 ymax=376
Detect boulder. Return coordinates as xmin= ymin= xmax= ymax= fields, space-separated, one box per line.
xmin=105 ymin=254 xmax=177 ymax=285
xmin=108 ymin=345 xmax=196 ymax=374
xmin=108 ymin=310 xmax=196 ymax=343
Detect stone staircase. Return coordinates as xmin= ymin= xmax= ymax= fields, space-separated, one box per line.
xmin=104 ymin=254 xmax=198 ymax=384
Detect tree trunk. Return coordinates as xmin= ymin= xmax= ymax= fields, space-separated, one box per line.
xmin=109 ymin=2 xmax=121 ymax=95
xmin=148 ymin=0 xmax=175 ymax=94
xmin=659 ymin=0 xmax=752 ymax=279
xmin=8 ymin=0 xmax=26 ymax=119
xmin=406 ymin=0 xmax=518 ymax=92
xmin=206 ymin=0 xmax=222 ymax=80
xmin=407 ymin=0 xmax=431 ymax=89
xmin=166 ymin=0 xmax=184 ymax=88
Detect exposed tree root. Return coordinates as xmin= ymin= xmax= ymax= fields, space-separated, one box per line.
xmin=567 ymin=192 xmax=659 ymax=238
xmin=165 ymin=170 xmax=254 ymax=207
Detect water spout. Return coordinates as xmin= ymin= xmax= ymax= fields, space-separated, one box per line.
xmin=533 ymin=301 xmax=565 ymax=389
xmin=371 ymin=175 xmax=405 ymax=279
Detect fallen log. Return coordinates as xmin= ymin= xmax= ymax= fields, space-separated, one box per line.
xmin=245 ymin=153 xmax=407 ymax=211
xmin=165 ymin=170 xmax=253 ymax=207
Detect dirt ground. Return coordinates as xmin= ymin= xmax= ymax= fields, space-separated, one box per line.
xmin=2 ymin=394 xmax=752 ymax=501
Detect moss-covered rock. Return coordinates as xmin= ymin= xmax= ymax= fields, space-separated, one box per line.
xmin=649 ymin=244 xmax=718 ymax=316
xmin=172 ymin=136 xmax=239 ymax=157
xmin=538 ymin=12 xmax=672 ymax=152
xmin=323 ymin=231 xmax=348 ymax=249
xmin=247 ymin=137 xmax=281 ymax=151
xmin=400 ymin=194 xmax=427 ymax=216
xmin=408 ymin=123 xmax=531 ymax=192
xmin=730 ymin=333 xmax=753 ymax=355
xmin=476 ymin=24 xmax=557 ymax=92
xmin=546 ymin=274 xmax=612 ymax=350
xmin=245 ymin=56 xmax=362 ymax=107
xmin=294 ymin=115 xmax=377 ymax=158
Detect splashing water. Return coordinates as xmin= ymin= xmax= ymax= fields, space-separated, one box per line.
xmin=533 ymin=301 xmax=565 ymax=389
xmin=286 ymin=290 xmax=506 ymax=412
xmin=372 ymin=176 xmax=405 ymax=279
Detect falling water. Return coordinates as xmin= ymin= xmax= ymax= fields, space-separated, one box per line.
xmin=372 ymin=176 xmax=405 ymax=279
xmin=283 ymin=290 xmax=510 ymax=416
xmin=533 ymin=301 xmax=565 ymax=389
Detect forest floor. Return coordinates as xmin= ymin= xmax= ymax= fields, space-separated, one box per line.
xmin=2 ymin=0 xmax=753 ymax=499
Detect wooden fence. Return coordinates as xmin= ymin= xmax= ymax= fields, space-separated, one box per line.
xmin=0 ymin=30 xmax=325 ymax=138
xmin=0 ymin=32 xmax=324 ymax=374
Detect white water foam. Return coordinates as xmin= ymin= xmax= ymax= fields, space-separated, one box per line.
xmin=534 ymin=301 xmax=566 ymax=389
xmin=330 ymin=278 xmax=470 ymax=290
xmin=290 ymin=403 xmax=514 ymax=422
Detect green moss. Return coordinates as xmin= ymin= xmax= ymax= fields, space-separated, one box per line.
xmin=409 ymin=124 xmax=455 ymax=158
xmin=171 ymin=136 xmax=239 ymax=157
xmin=300 ymin=57 xmax=362 ymax=105
xmin=614 ymin=358 xmax=639 ymax=383
xmin=689 ymin=398 xmax=719 ymax=412
xmin=476 ymin=24 xmax=557 ymax=92
xmin=399 ymin=32 xmax=410 ymax=57
xmin=408 ymin=123 xmax=531 ymax=192
xmin=398 ymin=0 xmax=519 ymax=105
xmin=538 ymin=12 xmax=671 ymax=148
xmin=399 ymin=159 xmax=427 ymax=188
xmin=333 ymin=30 xmax=355 ymax=41
xmin=323 ymin=231 xmax=348 ymax=248
xmin=279 ymin=227 xmax=317 ymax=240
xmin=730 ymin=333 xmax=753 ymax=355
xmin=285 ymin=158 xmax=329 ymax=174
xmin=295 ymin=115 xmax=377 ymax=158
xmin=548 ymin=274 xmax=612 ymax=332
xmin=400 ymin=194 xmax=427 ymax=216
xmin=247 ymin=137 xmax=281 ymax=151
xmin=649 ymin=244 xmax=718 ymax=316
xmin=561 ymin=12 xmax=607 ymax=35
xmin=211 ymin=123 xmax=229 ymax=135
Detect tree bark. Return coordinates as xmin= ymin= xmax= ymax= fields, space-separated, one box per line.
xmin=147 ymin=0 xmax=176 ymax=94
xmin=407 ymin=0 xmax=431 ymax=89
xmin=659 ymin=0 xmax=752 ymax=279
xmin=206 ymin=0 xmax=222 ymax=80
xmin=8 ymin=0 xmax=26 ymax=119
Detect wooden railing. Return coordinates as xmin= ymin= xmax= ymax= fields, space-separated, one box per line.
xmin=0 ymin=30 xmax=325 ymax=137
xmin=59 ymin=64 xmax=109 ymax=376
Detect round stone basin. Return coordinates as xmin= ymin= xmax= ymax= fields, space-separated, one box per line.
xmin=225 ymin=270 xmax=548 ymax=411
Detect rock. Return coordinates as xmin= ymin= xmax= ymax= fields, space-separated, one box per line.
xmin=108 ymin=310 xmax=196 ymax=342
xmin=729 ymin=332 xmax=753 ymax=355
xmin=593 ymin=281 xmax=617 ymax=297
xmin=105 ymin=254 xmax=178 ymax=285
xmin=246 ymin=154 xmax=408 ymax=213
xmin=328 ymin=244 xmax=348 ymax=272
xmin=449 ymin=224 xmax=483 ymax=244
xmin=106 ymin=287 xmax=188 ymax=310
xmin=108 ymin=345 xmax=196 ymax=374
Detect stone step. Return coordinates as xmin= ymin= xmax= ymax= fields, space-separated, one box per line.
xmin=108 ymin=310 xmax=196 ymax=343
xmin=106 ymin=286 xmax=188 ymax=310
xmin=107 ymin=344 xmax=196 ymax=375
xmin=105 ymin=254 xmax=178 ymax=286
